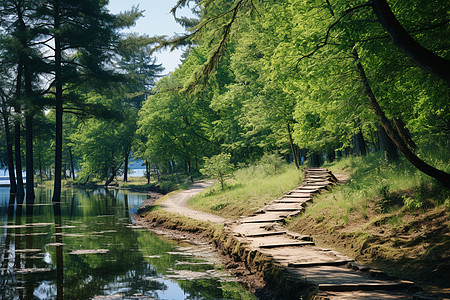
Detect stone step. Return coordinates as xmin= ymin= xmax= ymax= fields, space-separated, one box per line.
xmin=318 ymin=281 xmax=413 ymax=292
xmin=259 ymin=241 xmax=315 ymax=248
xmin=244 ymin=231 xmax=287 ymax=237
xmin=288 ymin=259 xmax=354 ymax=268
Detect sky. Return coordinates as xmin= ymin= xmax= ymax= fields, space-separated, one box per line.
xmin=107 ymin=0 xmax=194 ymax=74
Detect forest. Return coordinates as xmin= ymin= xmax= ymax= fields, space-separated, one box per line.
xmin=0 ymin=0 xmax=449 ymax=204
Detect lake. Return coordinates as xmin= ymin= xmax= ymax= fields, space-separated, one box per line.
xmin=0 ymin=187 xmax=255 ymax=299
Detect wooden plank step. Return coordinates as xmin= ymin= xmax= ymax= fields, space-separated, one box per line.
xmin=244 ymin=231 xmax=287 ymax=237
xmin=305 ymin=178 xmax=330 ymax=181
xmin=303 ymin=182 xmax=329 ymax=186
xmin=285 ymin=193 xmax=311 ymax=197
xmin=259 ymin=241 xmax=314 ymax=248
xmin=305 ymin=171 xmax=333 ymax=175
xmin=274 ymin=199 xmax=310 ymax=203
xmin=266 ymin=207 xmax=303 ymax=212
xmin=305 ymin=168 xmax=329 ymax=171
xmin=306 ymin=173 xmax=333 ymax=177
xmin=288 ymin=259 xmax=354 ymax=268
xmin=291 ymin=189 xmax=318 ymax=194
xmin=318 ymin=281 xmax=413 ymax=292
xmin=241 ymin=218 xmax=284 ymax=224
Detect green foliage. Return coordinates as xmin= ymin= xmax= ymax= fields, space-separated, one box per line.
xmin=200 ymin=153 xmax=234 ymax=189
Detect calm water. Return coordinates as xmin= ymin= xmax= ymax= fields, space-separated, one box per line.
xmin=0 ymin=187 xmax=255 ymax=299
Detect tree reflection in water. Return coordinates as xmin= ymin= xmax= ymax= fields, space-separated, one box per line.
xmin=0 ymin=188 xmax=254 ymax=300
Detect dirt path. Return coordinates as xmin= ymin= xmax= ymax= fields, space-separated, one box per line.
xmin=160 ymin=181 xmax=230 ymax=224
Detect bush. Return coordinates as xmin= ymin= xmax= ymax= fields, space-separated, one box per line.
xmin=201 ymin=153 xmax=234 ymax=189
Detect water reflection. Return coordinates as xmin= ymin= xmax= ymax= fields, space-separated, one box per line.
xmin=0 ymin=187 xmax=255 ymax=300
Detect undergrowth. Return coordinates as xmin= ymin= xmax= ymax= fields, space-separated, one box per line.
xmin=306 ymin=151 xmax=450 ymax=226
xmin=188 ymin=154 xmax=302 ymax=219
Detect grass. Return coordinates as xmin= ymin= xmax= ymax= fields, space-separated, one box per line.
xmin=188 ymin=163 xmax=302 ymax=219
xmin=300 ymin=152 xmax=450 ymax=226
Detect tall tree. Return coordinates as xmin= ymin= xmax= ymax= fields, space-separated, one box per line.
xmin=32 ymin=0 xmax=143 ymax=204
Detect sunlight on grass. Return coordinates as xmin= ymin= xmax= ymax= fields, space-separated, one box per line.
xmin=299 ymin=151 xmax=449 ymax=226
xmin=189 ymin=163 xmax=302 ymax=219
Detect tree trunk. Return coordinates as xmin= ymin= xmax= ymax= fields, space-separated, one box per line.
xmin=39 ymin=149 xmax=43 ymax=183
xmin=353 ymin=49 xmax=450 ymax=187
xmin=25 ymin=114 xmax=35 ymax=204
xmin=377 ymin=126 xmax=399 ymax=161
xmin=310 ymin=152 xmax=321 ymax=167
xmin=353 ymin=127 xmax=367 ymax=156
xmin=327 ymin=149 xmax=335 ymax=163
xmin=287 ymin=122 xmax=300 ymax=168
xmin=2 ymin=113 xmax=17 ymax=193
xmin=69 ymin=148 xmax=75 ymax=180
xmin=124 ymin=149 xmax=129 ymax=182
xmin=14 ymin=121 xmax=24 ymax=196
xmin=393 ymin=118 xmax=416 ymax=150
xmin=145 ymin=160 xmax=150 ymax=185
xmin=52 ymin=4 xmax=63 ymax=204
xmin=371 ymin=0 xmax=450 ymax=82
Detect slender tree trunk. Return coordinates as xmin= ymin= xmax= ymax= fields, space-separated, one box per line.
xmin=310 ymin=152 xmax=321 ymax=167
xmin=353 ymin=49 xmax=450 ymax=187
xmin=353 ymin=127 xmax=367 ymax=156
xmin=52 ymin=3 xmax=63 ymax=204
xmin=145 ymin=160 xmax=150 ymax=184
xmin=327 ymin=149 xmax=335 ymax=163
xmin=2 ymin=113 xmax=17 ymax=193
xmin=371 ymin=0 xmax=450 ymax=82
xmin=69 ymin=148 xmax=75 ymax=180
xmin=15 ymin=121 xmax=24 ymax=196
xmin=124 ymin=149 xmax=129 ymax=182
xmin=39 ymin=149 xmax=43 ymax=183
xmin=287 ymin=122 xmax=300 ymax=168
xmin=25 ymin=114 xmax=34 ymax=204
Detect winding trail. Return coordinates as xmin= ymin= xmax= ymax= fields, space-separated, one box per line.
xmin=160 ymin=181 xmax=230 ymax=224
xmin=158 ymin=170 xmax=427 ymax=299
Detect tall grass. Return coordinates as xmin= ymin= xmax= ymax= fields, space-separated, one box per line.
xmin=303 ymin=151 xmax=449 ymax=226
xmin=189 ymin=156 xmax=302 ymax=219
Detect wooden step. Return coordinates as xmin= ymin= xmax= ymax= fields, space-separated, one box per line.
xmin=266 ymin=207 xmax=303 ymax=212
xmin=241 ymin=218 xmax=284 ymax=224
xmin=318 ymin=281 xmax=413 ymax=292
xmin=274 ymin=199 xmax=311 ymax=204
xmin=288 ymin=259 xmax=354 ymax=268
xmin=259 ymin=241 xmax=314 ymax=248
xmin=244 ymin=231 xmax=287 ymax=237
xmin=285 ymin=193 xmax=311 ymax=198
